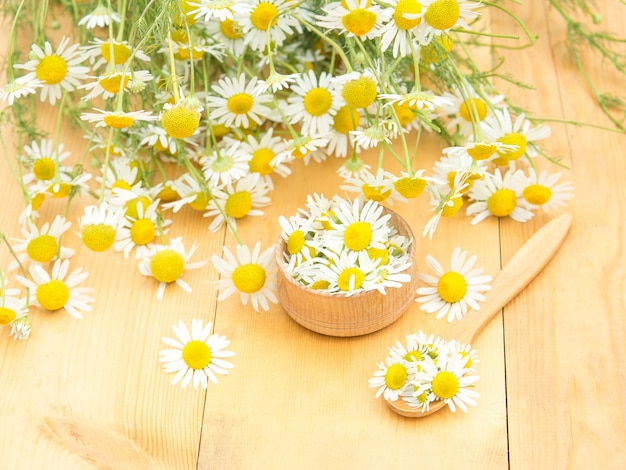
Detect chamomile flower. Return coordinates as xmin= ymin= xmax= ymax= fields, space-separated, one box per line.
xmin=207 ymin=73 xmax=272 ymax=128
xmin=240 ymin=128 xmax=291 ymax=187
xmin=161 ymin=173 xmax=211 ymax=213
xmin=341 ymin=168 xmax=399 ymax=204
xmin=422 ymin=177 xmax=466 ymax=239
xmin=20 ymin=138 xmax=72 ymax=186
xmin=78 ymin=4 xmax=121 ymax=29
xmin=138 ymin=124 xmax=180 ymax=156
xmin=203 ymin=16 xmax=247 ymax=56
xmin=138 ymin=237 xmax=207 ymax=300
xmin=80 ymin=108 xmax=159 ymax=129
xmin=411 ymin=346 xmax=480 ymax=413
xmin=416 ymin=247 xmax=492 ymax=322
xmin=350 ymin=124 xmax=394 ymax=151
xmin=481 ymin=107 xmax=551 ymax=164
xmin=336 ymin=157 xmax=371 ymax=180
xmin=236 ymin=0 xmax=301 ymax=52
xmin=336 ymin=70 xmax=379 ymax=110
xmin=284 ymin=70 xmax=344 ymax=135
xmin=409 ymin=0 xmax=481 ymax=46
xmin=16 ymin=259 xmax=93 ymax=319
xmin=160 ymin=319 xmax=235 ymax=389
xmin=369 ymin=356 xmax=414 ymax=401
xmin=0 ymin=76 xmax=43 ymax=106
xmin=0 ymin=286 xmax=29 ymax=339
xmin=521 ymin=169 xmax=574 ymax=211
xmin=82 ymin=38 xmax=150 ymax=69
xmin=115 ymin=200 xmax=170 ymax=259
xmin=316 ymin=249 xmax=384 ymax=294
xmin=80 ymin=69 xmax=153 ymax=100
xmin=204 ymin=173 xmax=271 ymax=232
xmin=274 ymin=133 xmax=331 ymax=166
xmin=190 ymin=0 xmax=248 ymax=21
xmin=78 ymin=203 xmax=125 ymax=252
xmin=256 ymin=70 xmax=300 ymax=94
xmin=14 ymin=36 xmax=89 ymax=105
xmin=392 ymin=170 xmax=428 ymax=200
xmin=316 ymin=0 xmax=391 ymax=40
xmin=211 ymin=241 xmax=279 ymax=312
xmin=199 ymin=138 xmax=251 ymax=186
xmin=466 ymin=168 xmax=535 ymax=224
xmin=440 ymin=85 xmax=505 ymax=136
xmin=379 ymin=90 xmax=454 ymax=112
xmin=8 ymin=215 xmax=75 ymax=269
xmin=278 ymin=214 xmax=317 ymax=270
xmin=327 ymin=105 xmax=362 ymax=158
xmin=379 ymin=0 xmax=423 ymax=57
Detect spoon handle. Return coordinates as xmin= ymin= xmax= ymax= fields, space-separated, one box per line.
xmin=447 ymin=213 xmax=573 ymax=346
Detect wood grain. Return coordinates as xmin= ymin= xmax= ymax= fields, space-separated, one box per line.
xmin=0 ymin=1 xmax=624 ymax=469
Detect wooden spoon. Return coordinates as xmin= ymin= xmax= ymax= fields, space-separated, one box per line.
xmin=387 ymin=213 xmax=573 ymax=418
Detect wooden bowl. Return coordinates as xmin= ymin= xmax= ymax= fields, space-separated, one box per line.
xmin=275 ymin=209 xmax=418 ymax=337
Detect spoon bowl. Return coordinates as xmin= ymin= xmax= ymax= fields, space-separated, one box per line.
xmin=387 ymin=214 xmax=573 ymax=418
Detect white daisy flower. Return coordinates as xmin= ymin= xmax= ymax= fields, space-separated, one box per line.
xmin=432 ymin=152 xmax=487 ymax=194
xmin=284 ymin=70 xmax=344 ymax=135
xmin=0 ymin=283 xmax=29 ymax=339
xmin=521 ymin=169 xmax=574 ymax=211
xmin=240 ymin=128 xmax=290 ymax=188
xmin=336 ymin=157 xmax=371 ymax=180
xmin=80 ymin=69 xmax=153 ymax=100
xmin=14 ymin=36 xmax=89 ymax=105
xmin=340 ymin=168 xmax=401 ymax=204
xmin=138 ymin=237 xmax=207 ymax=300
xmin=114 ymin=200 xmax=171 ymax=260
xmin=78 ymin=5 xmax=121 ymax=29
xmin=203 ymin=16 xmax=247 ymax=57
xmin=211 ymin=241 xmax=278 ymax=312
xmin=422 ymin=185 xmax=465 ymax=239
xmin=161 ymin=173 xmax=210 ymax=214
xmin=0 ymin=75 xmax=43 ymax=106
xmin=379 ymin=90 xmax=454 ymax=112
xmin=407 ymin=0 xmax=481 ymax=46
xmin=204 ymin=173 xmax=271 ymax=232
xmin=190 ymin=0 xmax=248 ymax=21
xmin=138 ymin=124 xmax=180 ymax=156
xmin=316 ymin=0 xmax=391 ymax=40
xmin=81 ymin=39 xmax=150 ymax=69
xmin=20 ymin=138 xmax=72 ymax=187
xmin=481 ymin=106 xmax=552 ymax=164
xmin=416 ymin=247 xmax=492 ymax=323
xmin=466 ymin=167 xmax=535 ymax=224
xmin=77 ymin=203 xmax=125 ymax=253
xmin=439 ymin=85 xmax=505 ymax=137
xmin=207 ymin=73 xmax=272 ymax=128
xmin=369 ymin=356 xmax=414 ymax=401
xmin=256 ymin=70 xmax=300 ymax=94
xmin=273 ymin=133 xmax=332 ymax=166
xmin=315 ymin=249 xmax=385 ymax=295
xmin=236 ymin=0 xmax=301 ymax=52
xmin=200 ymin=138 xmax=252 ymax=186
xmin=327 ymin=105 xmax=362 ymax=158
xmin=8 ymin=215 xmax=75 ymax=270
xmin=15 ymin=259 xmax=94 ymax=319
xmin=411 ymin=345 xmax=480 ymax=413
xmin=278 ymin=214 xmax=318 ymax=271
xmin=378 ymin=0 xmax=423 ymax=58
xmin=80 ymin=108 xmax=159 ymax=129
xmin=160 ymin=319 xmax=235 ymax=389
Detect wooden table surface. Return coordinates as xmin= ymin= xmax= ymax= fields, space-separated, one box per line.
xmin=1 ymin=1 xmax=625 ymax=469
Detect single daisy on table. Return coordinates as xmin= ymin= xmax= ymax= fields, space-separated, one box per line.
xmin=521 ymin=168 xmax=574 ymax=211
xmin=283 ymin=70 xmax=344 ymax=136
xmin=416 ymin=247 xmax=492 ymax=323
xmin=138 ymin=237 xmax=207 ymax=300
xmin=77 ymin=203 xmax=125 ymax=253
xmin=466 ymin=167 xmax=535 ymax=224
xmin=207 ymin=73 xmax=272 ymax=129
xmin=15 ymin=259 xmax=94 ymax=319
xmin=8 ymin=215 xmax=75 ymax=270
xmin=160 ymin=319 xmax=235 ymax=389
xmin=14 ymin=36 xmax=89 ymax=105
xmin=211 ymin=241 xmax=278 ymax=312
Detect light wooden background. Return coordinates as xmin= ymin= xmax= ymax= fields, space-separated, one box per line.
xmin=1 ymin=1 xmax=625 ymax=469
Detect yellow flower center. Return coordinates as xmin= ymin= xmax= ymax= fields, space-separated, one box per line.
xmin=342 ymin=76 xmax=377 ymax=109
xmin=393 ymin=0 xmax=422 ymax=30
xmin=337 ymin=267 xmax=365 ymax=292
xmin=394 ymin=176 xmax=426 ymax=198
xmin=310 ymin=279 xmax=330 ymax=290
xmin=30 ymin=193 xmax=46 ymax=211
xmin=249 ymin=148 xmax=275 ymax=175
xmin=225 ymin=191 xmax=253 ymax=218
xmin=231 ymin=263 xmax=266 ymax=294
xmin=220 ymin=19 xmax=244 ymax=39
xmin=124 ymin=196 xmax=151 ymax=219
xmin=111 ymin=180 xmax=131 ymax=192
xmin=99 ymin=73 xmax=130 ymax=94
xmin=156 ymin=185 xmax=180 ymax=203
xmin=422 ymin=33 xmax=454 ymax=64
xmin=250 ymin=2 xmax=278 ymax=30
xmin=0 ymin=307 xmax=17 ymax=325
xmin=384 ymin=363 xmax=408 ymax=390
xmin=33 ymin=157 xmax=56 ymax=180
xmin=392 ymin=103 xmax=416 ymax=127
xmin=467 ymin=143 xmax=496 ymax=160
xmin=100 ymin=42 xmax=132 ymax=65
xmin=161 ymin=106 xmax=201 ymax=139
xmin=26 ymin=235 xmax=58 ymax=262
xmin=459 ymin=98 xmax=488 ymax=122
xmin=287 ymin=230 xmax=306 ymax=255
xmin=47 ymin=182 xmax=72 ymax=198
xmin=437 ymin=271 xmax=467 ymax=303
xmin=189 ymin=192 xmax=210 ymax=212
xmin=497 ymin=132 xmax=526 ymax=160
xmin=176 ymin=46 xmax=205 ymax=61
xmin=182 ymin=340 xmax=212 ymax=369
xmin=35 ymin=55 xmax=68 ymax=85
xmin=303 ymin=88 xmax=333 ymax=116
xmin=333 ymin=105 xmax=361 ymax=133
xmin=130 ymin=219 xmax=156 ymax=245
xmin=342 ymin=8 xmax=377 ymax=36
xmin=431 ymin=371 xmax=460 ymax=399
xmin=362 ymin=184 xmax=391 ymax=202
xmin=523 ymin=184 xmax=552 ymax=205
xmin=460 ymin=351 xmax=472 ymax=369
xmin=211 ymin=123 xmax=231 ymax=138
xmin=150 ymin=249 xmax=185 ymax=283
xmin=227 ymin=93 xmax=254 ymax=115
xmin=103 ymin=114 xmax=135 ymax=129
xmin=37 ymin=279 xmax=70 ymax=311
xmin=367 ymin=246 xmax=389 ymax=266
xmin=81 ymin=224 xmax=117 ymax=252
xmin=424 ymin=0 xmax=460 ymax=31
xmin=487 ymin=188 xmax=517 ymax=217
xmin=441 ymin=196 xmax=463 ymax=217
xmin=344 ymin=221 xmax=372 ymax=251
xmin=403 ymin=350 xmax=422 ymax=362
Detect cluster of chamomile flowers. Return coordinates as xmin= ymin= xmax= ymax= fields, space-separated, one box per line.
xmin=369 ymin=331 xmax=480 ymax=413
xmin=278 ymin=195 xmax=413 ymax=294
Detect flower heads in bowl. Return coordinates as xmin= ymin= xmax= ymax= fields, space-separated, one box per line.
xmin=278 ymin=194 xmax=414 ymax=296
